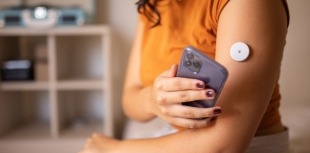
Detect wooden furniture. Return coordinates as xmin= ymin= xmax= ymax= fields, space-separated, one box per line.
xmin=0 ymin=25 xmax=117 ymax=153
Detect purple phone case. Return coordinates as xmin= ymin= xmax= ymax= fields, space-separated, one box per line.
xmin=176 ymin=46 xmax=228 ymax=108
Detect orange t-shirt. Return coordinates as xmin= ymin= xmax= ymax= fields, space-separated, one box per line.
xmin=139 ymin=0 xmax=289 ymax=135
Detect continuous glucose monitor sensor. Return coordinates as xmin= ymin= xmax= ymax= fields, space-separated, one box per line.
xmin=230 ymin=42 xmax=250 ymax=62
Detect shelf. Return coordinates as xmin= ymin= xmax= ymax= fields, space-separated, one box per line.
xmin=0 ymin=82 xmax=49 ymax=91
xmin=0 ymin=137 xmax=85 ymax=153
xmin=57 ymin=90 xmax=104 ymax=137
xmin=60 ymin=122 xmax=103 ymax=139
xmin=0 ymin=81 xmax=105 ymax=91
xmin=0 ymin=25 xmax=115 ymax=152
xmin=55 ymin=35 xmax=104 ymax=81
xmin=0 ymin=121 xmax=101 ymax=140
xmin=56 ymin=80 xmax=104 ymax=90
xmin=0 ymin=122 xmax=50 ymax=141
xmin=0 ymin=25 xmax=109 ymax=36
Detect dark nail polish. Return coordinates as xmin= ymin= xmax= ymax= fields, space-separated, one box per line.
xmin=214 ymin=109 xmax=222 ymax=115
xmin=196 ymin=82 xmax=204 ymax=89
xmin=206 ymin=91 xmax=214 ymax=97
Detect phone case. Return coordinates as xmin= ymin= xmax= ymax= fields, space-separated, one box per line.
xmin=176 ymin=46 xmax=228 ymax=108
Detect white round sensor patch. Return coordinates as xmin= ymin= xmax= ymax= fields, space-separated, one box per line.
xmin=230 ymin=42 xmax=250 ymax=62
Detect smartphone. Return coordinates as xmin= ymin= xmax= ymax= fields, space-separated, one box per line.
xmin=176 ymin=46 xmax=228 ymax=108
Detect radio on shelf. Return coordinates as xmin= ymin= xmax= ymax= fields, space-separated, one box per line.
xmin=0 ymin=5 xmax=85 ymax=29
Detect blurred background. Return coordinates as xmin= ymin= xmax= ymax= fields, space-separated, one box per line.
xmin=0 ymin=0 xmax=309 ymax=153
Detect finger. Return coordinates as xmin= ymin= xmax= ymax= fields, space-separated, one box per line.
xmin=160 ymin=69 xmax=171 ymax=78
xmin=163 ymin=105 xmax=222 ymax=119
xmin=155 ymin=77 xmax=206 ymax=91
xmin=168 ymin=64 xmax=178 ymax=77
xmin=156 ymin=89 xmax=215 ymax=104
xmin=160 ymin=64 xmax=178 ymax=77
xmin=165 ymin=115 xmax=216 ymax=129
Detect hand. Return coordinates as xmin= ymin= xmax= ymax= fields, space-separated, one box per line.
xmin=79 ymin=133 xmax=120 ymax=153
xmin=146 ymin=64 xmax=222 ymax=129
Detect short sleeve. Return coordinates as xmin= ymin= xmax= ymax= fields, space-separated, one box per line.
xmin=208 ymin=0 xmax=230 ymax=34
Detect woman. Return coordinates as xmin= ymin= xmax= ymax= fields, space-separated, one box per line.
xmin=80 ymin=0 xmax=290 ymax=152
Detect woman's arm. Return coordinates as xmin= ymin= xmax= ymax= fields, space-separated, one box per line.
xmin=117 ymin=0 xmax=288 ymax=152
xmin=122 ymin=21 xmax=221 ymax=125
xmin=122 ymin=19 xmax=155 ymax=121
xmin=82 ymin=0 xmax=287 ymax=152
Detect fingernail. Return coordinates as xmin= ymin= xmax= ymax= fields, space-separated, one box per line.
xmin=196 ymin=82 xmax=204 ymax=89
xmin=206 ymin=91 xmax=214 ymax=97
xmin=214 ymin=109 xmax=222 ymax=115
xmin=210 ymin=117 xmax=217 ymax=122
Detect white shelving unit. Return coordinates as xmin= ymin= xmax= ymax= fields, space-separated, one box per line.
xmin=0 ymin=25 xmax=116 ymax=153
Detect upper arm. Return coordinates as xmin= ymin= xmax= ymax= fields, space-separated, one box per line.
xmin=192 ymin=0 xmax=288 ymax=152
xmin=122 ymin=19 xmax=151 ymax=119
xmin=123 ymin=19 xmax=144 ymax=91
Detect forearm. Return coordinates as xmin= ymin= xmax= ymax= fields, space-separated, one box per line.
xmin=121 ymin=17 xmax=155 ymax=122
xmin=115 ymin=119 xmax=251 ymax=153
xmin=117 ymin=131 xmax=205 ymax=153
xmin=122 ymin=85 xmax=156 ymax=122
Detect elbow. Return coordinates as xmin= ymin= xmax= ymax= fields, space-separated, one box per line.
xmin=121 ymin=93 xmax=153 ymax=123
xmin=121 ymin=95 xmax=135 ymax=120
xmin=122 ymin=107 xmax=152 ymax=123
xmin=124 ymin=113 xmax=152 ymax=123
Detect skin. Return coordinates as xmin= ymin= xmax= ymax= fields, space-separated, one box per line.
xmin=80 ymin=0 xmax=288 ymax=152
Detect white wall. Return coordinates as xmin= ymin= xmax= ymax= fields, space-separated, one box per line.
xmin=279 ymin=0 xmax=310 ymax=152
xmin=95 ymin=0 xmax=137 ymax=138
xmin=280 ymin=0 xmax=310 ymax=105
